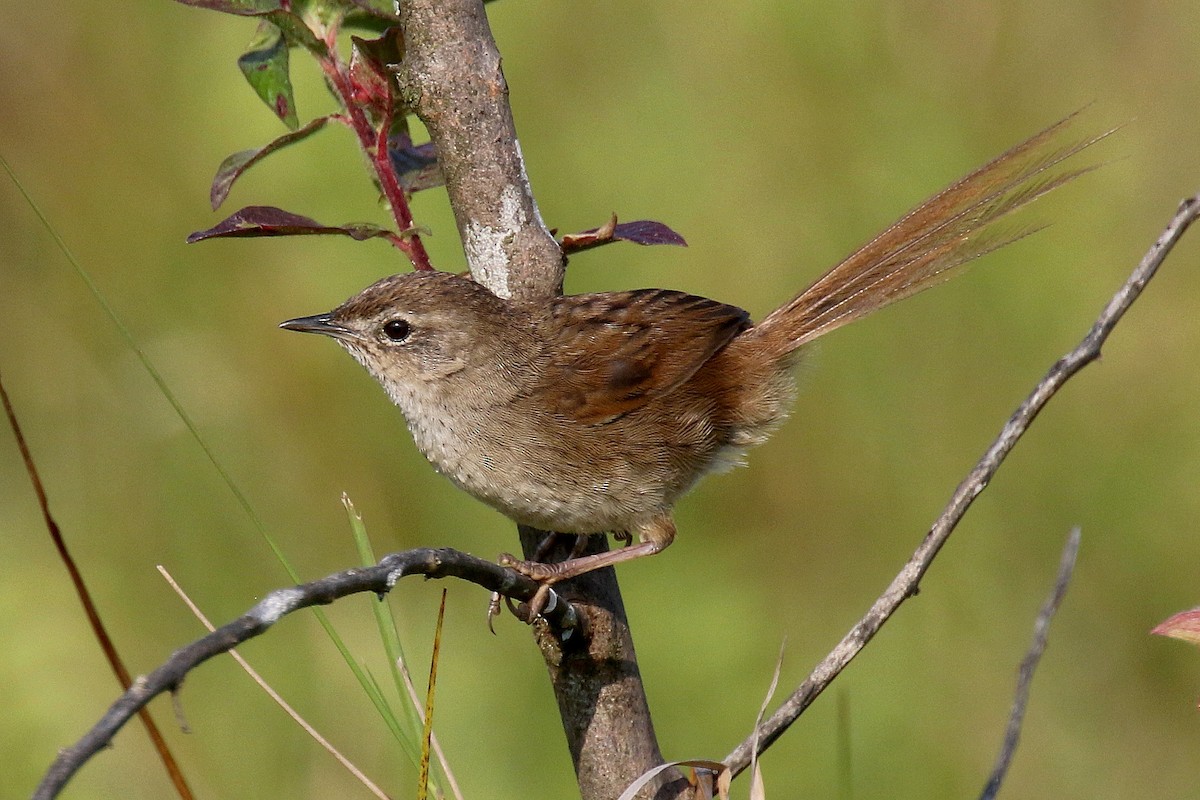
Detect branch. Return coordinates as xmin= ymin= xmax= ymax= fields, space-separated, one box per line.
xmin=396 ymin=0 xmax=563 ymax=300
xmin=724 ymin=195 xmax=1200 ymax=776
xmin=32 ymin=548 xmax=578 ymax=800
xmin=393 ymin=5 xmax=683 ymax=798
xmin=980 ymin=527 xmax=1081 ymax=799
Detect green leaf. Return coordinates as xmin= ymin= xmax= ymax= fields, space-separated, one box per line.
xmin=210 ymin=116 xmax=332 ymax=209
xmin=343 ymin=496 xmax=453 ymax=797
xmin=173 ymin=0 xmax=282 ymax=12
xmin=174 ymin=0 xmax=327 ymax=55
xmin=267 ymin=5 xmax=331 ymax=54
xmin=344 ymin=497 xmax=426 ymax=759
xmin=238 ymin=21 xmax=300 ymax=129
xmin=417 ymin=589 xmax=448 ymax=800
xmin=344 ymin=0 xmax=399 ymax=24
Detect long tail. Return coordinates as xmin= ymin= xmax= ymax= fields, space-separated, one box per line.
xmin=751 ymin=111 xmax=1115 ymax=355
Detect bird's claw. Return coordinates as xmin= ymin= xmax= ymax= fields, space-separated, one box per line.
xmin=499 ymin=552 xmax=565 ymax=582
xmin=486 ymin=592 xmax=502 ymax=634
xmin=492 ymin=554 xmax=563 ymax=624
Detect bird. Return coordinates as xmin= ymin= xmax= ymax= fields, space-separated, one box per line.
xmin=281 ymin=113 xmax=1108 ymax=604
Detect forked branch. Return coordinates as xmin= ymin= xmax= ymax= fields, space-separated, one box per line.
xmin=31 ymin=549 xmax=578 ymax=800
xmin=724 ymin=195 xmax=1200 ymax=775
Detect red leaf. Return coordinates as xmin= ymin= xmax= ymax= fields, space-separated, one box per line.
xmin=187 ymin=206 xmax=395 ymax=243
xmin=173 ymin=0 xmax=280 ymax=12
xmin=349 ymin=29 xmax=402 ymax=122
xmin=609 ymin=220 xmax=688 ymax=247
xmin=560 ymin=216 xmax=687 ymax=254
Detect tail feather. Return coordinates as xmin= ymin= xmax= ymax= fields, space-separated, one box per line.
xmin=753 ymin=111 xmax=1114 ymax=354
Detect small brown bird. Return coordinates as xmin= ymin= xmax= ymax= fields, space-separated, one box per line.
xmin=282 ymin=114 xmax=1106 ymax=593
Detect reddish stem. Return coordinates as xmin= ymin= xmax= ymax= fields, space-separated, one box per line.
xmin=319 ymin=46 xmax=433 ymax=270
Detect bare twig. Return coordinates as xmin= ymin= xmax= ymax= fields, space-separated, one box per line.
xmin=33 ymin=548 xmax=578 ymax=800
xmin=980 ymin=527 xmax=1081 ymax=799
xmin=724 ymin=195 xmax=1200 ymax=775
xmin=2 ymin=375 xmax=194 ymax=800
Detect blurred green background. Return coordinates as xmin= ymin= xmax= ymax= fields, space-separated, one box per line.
xmin=4 ymin=1 xmax=1200 ymax=798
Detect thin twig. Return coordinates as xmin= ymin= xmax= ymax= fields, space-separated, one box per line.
xmin=979 ymin=527 xmax=1081 ymax=799
xmin=724 ymin=195 xmax=1200 ymax=775
xmin=33 ymin=548 xmax=578 ymax=800
xmin=156 ymin=566 xmax=391 ymax=800
xmin=1 ymin=374 xmax=195 ymax=800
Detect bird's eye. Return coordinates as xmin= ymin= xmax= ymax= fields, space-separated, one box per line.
xmin=381 ymin=319 xmax=411 ymax=342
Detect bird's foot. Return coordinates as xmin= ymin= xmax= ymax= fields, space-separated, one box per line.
xmin=498 ymin=553 xmax=566 ymax=619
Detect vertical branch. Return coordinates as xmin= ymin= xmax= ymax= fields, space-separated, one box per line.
xmin=396 ymin=3 xmax=684 ymax=798
xmin=395 ymin=0 xmax=563 ymax=301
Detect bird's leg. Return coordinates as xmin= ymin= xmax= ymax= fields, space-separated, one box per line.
xmin=489 ymin=532 xmax=591 ymax=627
xmin=529 ymin=531 xmax=571 ymax=562
xmin=500 ymin=516 xmax=677 ymax=617
xmin=568 ymin=533 xmax=593 ymax=558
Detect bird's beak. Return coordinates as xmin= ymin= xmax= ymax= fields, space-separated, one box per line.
xmin=279 ymin=313 xmax=358 ymax=341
